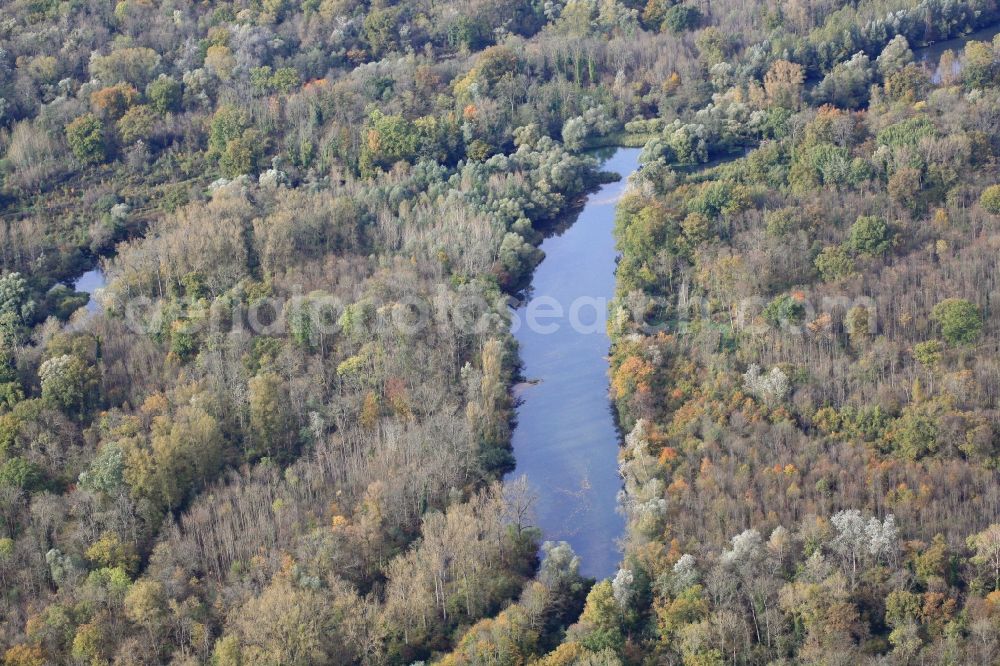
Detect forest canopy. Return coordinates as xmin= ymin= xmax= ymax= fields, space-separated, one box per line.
xmin=2 ymin=0 xmax=1000 ymax=662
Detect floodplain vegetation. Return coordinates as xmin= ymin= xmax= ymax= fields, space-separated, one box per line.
xmin=2 ymin=0 xmax=1000 ymax=662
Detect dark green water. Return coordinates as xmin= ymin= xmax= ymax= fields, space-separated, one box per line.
xmin=508 ymin=147 xmax=641 ymax=579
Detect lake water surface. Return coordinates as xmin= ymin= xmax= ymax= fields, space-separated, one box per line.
xmin=507 ymin=147 xmax=641 ymax=579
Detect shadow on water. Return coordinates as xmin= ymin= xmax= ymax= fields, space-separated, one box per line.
xmin=914 ymin=23 xmax=1000 ymax=83
xmin=506 ymin=147 xmax=641 ymax=580
xmin=917 ymin=23 xmax=1000 ymax=64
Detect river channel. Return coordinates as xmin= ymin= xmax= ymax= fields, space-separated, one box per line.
xmin=507 ymin=147 xmax=640 ymax=580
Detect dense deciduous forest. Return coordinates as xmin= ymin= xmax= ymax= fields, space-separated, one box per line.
xmin=2 ymin=0 xmax=1000 ymax=662
xmin=598 ymin=35 xmax=1000 ymax=661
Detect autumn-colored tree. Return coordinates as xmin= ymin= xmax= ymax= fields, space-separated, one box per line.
xmin=962 ymin=41 xmax=997 ymax=88
xmin=2 ymin=644 xmax=47 ymax=666
xmin=85 ymin=533 xmax=139 ymax=576
xmin=90 ymin=83 xmax=140 ymax=120
xmin=763 ymin=60 xmax=804 ymax=110
xmin=567 ymin=580 xmax=625 ymax=652
xmin=204 ymin=45 xmax=236 ymax=80
xmin=124 ymin=579 xmax=168 ymax=644
xmin=71 ymin=621 xmax=112 ymax=666
xmin=125 ymin=404 xmax=225 ymax=510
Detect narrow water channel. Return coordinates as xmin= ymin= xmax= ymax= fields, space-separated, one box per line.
xmin=508 ymin=147 xmax=641 ymax=580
